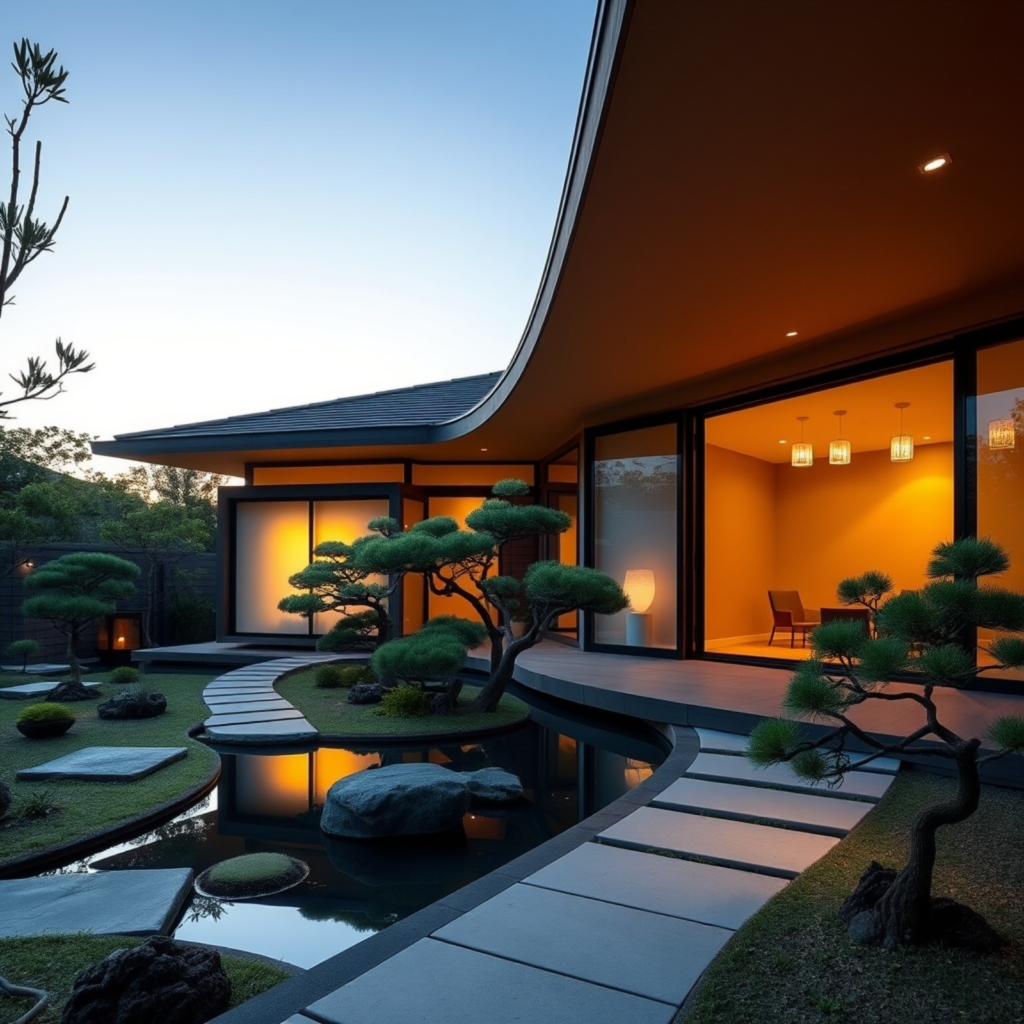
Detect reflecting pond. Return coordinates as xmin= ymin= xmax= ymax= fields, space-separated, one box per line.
xmin=67 ymin=688 xmax=665 ymax=968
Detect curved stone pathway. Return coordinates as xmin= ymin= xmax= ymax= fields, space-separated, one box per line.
xmin=257 ymin=726 xmax=897 ymax=1024
xmin=201 ymin=656 xmax=341 ymax=744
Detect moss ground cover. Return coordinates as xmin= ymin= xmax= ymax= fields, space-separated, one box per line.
xmin=0 ymin=671 xmax=219 ymax=871
xmin=680 ymin=772 xmax=1024 ymax=1024
xmin=0 ymin=934 xmax=290 ymax=1024
xmin=197 ymin=852 xmax=309 ymax=899
xmin=277 ymin=669 xmax=530 ymax=737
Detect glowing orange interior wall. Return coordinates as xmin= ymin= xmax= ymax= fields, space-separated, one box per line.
xmin=704 ymin=442 xmax=953 ymax=643
xmin=253 ymin=464 xmax=405 ymax=485
xmin=427 ymin=496 xmax=485 ymax=621
xmin=235 ymin=501 xmax=310 ymax=634
xmin=235 ymin=752 xmax=310 ymax=816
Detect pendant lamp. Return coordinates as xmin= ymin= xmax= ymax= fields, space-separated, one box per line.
xmin=891 ymin=402 xmax=914 ymax=462
xmin=829 ymin=410 xmax=851 ymax=465
xmin=791 ymin=416 xmax=813 ymax=467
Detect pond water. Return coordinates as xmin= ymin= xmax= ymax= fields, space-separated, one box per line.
xmin=56 ymin=687 xmax=665 ymax=968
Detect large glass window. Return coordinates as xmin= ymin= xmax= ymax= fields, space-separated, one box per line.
xmin=976 ymin=339 xmax=1024 ymax=680
xmin=703 ymin=362 xmax=953 ymax=661
xmin=593 ymin=424 xmax=678 ymax=649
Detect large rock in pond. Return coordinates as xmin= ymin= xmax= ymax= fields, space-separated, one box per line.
xmin=321 ymin=763 xmax=471 ymax=838
xmin=463 ymin=767 xmax=523 ymax=803
xmin=98 ymin=692 xmax=167 ymax=720
xmin=60 ymin=935 xmax=230 ymax=1024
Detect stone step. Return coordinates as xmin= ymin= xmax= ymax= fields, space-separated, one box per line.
xmin=685 ymin=752 xmax=894 ymax=801
xmin=204 ymin=718 xmax=318 ymax=743
xmin=598 ymin=806 xmax=838 ymax=878
xmin=522 ymin=841 xmax=787 ymax=930
xmin=652 ymin=777 xmax=872 ymax=837
xmin=204 ymin=708 xmax=305 ymax=727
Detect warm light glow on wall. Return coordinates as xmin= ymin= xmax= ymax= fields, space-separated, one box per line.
xmin=623 ymin=569 xmax=655 ymax=613
xmin=989 ymin=418 xmax=1016 ymax=450
xmin=891 ymin=403 xmax=914 ymax=462
xmin=623 ymin=758 xmax=653 ymax=787
xmin=791 ymin=416 xmax=813 ymax=467
xmin=236 ymin=752 xmax=310 ymax=817
xmin=463 ymin=813 xmax=506 ymax=840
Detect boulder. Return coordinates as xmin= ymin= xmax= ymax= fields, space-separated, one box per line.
xmin=462 ymin=767 xmax=523 ymax=803
xmin=98 ymin=692 xmax=167 ymax=720
xmin=321 ymin=763 xmax=471 ymax=838
xmin=347 ymin=682 xmax=386 ymax=705
xmin=47 ymin=680 xmax=100 ymax=703
xmin=60 ymin=935 xmax=230 ymax=1024
xmin=0 ymin=780 xmax=10 ymax=819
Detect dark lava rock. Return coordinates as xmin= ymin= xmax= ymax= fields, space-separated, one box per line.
xmin=0 ymin=779 xmax=10 ymax=819
xmin=347 ymin=682 xmax=386 ymax=705
xmin=61 ymin=935 xmax=230 ymax=1024
xmin=321 ymin=762 xmax=471 ymax=838
xmin=46 ymin=680 xmax=100 ymax=703
xmin=98 ymin=691 xmax=167 ymax=720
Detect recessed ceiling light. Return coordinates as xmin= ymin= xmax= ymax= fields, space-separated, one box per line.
xmin=480 ymin=447 xmax=488 ymax=452
xmin=778 ymin=439 xmax=787 ymax=444
xmin=919 ymin=153 xmax=951 ymax=174
xmin=923 ymin=435 xmax=931 ymax=440
xmin=786 ymin=331 xmax=798 ymax=337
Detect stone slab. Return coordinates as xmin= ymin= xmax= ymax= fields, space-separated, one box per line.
xmin=204 ymin=708 xmax=304 ymax=727
xmin=1 ymin=663 xmax=72 ymax=674
xmin=433 ymin=882 xmax=731 ymax=1005
xmin=686 ymin=752 xmax=894 ymax=801
xmin=307 ymin=938 xmax=675 ymax=1024
xmin=203 ymin=699 xmax=294 ymax=715
xmin=598 ymin=807 xmax=838 ymax=878
xmin=0 ymin=868 xmax=194 ymax=937
xmin=205 ymin=718 xmax=318 ymax=743
xmin=654 ymin=777 xmax=873 ymax=836
xmin=694 ymin=727 xmax=749 ymax=752
xmin=523 ymin=841 xmax=786 ymax=930
xmin=203 ymin=692 xmax=288 ymax=706
xmin=202 ymin=687 xmax=277 ymax=697
xmin=16 ymin=746 xmax=187 ymax=781
xmin=0 ymin=680 xmax=100 ymax=700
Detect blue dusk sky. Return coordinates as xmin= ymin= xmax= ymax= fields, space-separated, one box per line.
xmin=0 ymin=1 xmax=596 ymax=471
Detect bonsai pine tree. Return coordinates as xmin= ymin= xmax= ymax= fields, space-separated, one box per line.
xmin=22 ymin=552 xmax=139 ymax=687
xmin=6 ymin=638 xmax=38 ymax=672
xmin=279 ymin=518 xmax=400 ymax=651
xmin=835 ymin=569 xmax=894 ymax=636
xmin=355 ymin=480 xmax=628 ymax=712
xmin=748 ymin=538 xmax=1024 ymax=949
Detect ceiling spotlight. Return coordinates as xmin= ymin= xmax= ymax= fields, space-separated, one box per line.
xmin=919 ymin=153 xmax=951 ymax=174
xmin=778 ymin=439 xmax=787 ymax=444
xmin=480 ymin=448 xmax=488 ymax=452
xmin=785 ymin=331 xmax=798 ymax=337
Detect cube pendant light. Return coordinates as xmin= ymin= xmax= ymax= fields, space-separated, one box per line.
xmin=791 ymin=416 xmax=813 ymax=467
xmin=891 ymin=402 xmax=914 ymax=462
xmin=989 ymin=418 xmax=1016 ymax=450
xmin=829 ymin=409 xmax=851 ymax=465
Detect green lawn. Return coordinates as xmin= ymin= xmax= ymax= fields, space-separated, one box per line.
xmin=0 ymin=934 xmax=290 ymax=1024
xmin=0 ymin=671 xmax=219 ymax=871
xmin=278 ymin=669 xmax=531 ymax=738
xmin=680 ymin=772 xmax=1024 ymax=1024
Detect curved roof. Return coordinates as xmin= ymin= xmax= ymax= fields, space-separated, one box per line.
xmin=97 ymin=0 xmax=1024 ymax=475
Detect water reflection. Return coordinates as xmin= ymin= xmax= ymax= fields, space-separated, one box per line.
xmin=82 ymin=699 xmax=664 ymax=968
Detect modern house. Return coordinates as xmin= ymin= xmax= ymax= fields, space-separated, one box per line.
xmin=95 ymin=0 xmax=1024 ymax=690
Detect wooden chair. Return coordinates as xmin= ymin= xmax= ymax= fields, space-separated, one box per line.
xmin=768 ymin=590 xmax=820 ymax=647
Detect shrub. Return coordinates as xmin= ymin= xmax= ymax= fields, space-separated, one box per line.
xmin=109 ymin=666 xmax=141 ymax=685
xmin=314 ymin=665 xmax=346 ymax=689
xmin=374 ymin=684 xmax=430 ymax=718
xmin=17 ymin=702 xmax=74 ymax=724
xmin=7 ymin=638 xmax=39 ymax=671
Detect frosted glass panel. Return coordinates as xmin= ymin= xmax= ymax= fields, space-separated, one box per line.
xmin=312 ymin=499 xmax=390 ymax=635
xmin=235 ymin=501 xmax=310 ymax=634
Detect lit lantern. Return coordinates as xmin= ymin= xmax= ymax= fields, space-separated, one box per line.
xmin=989 ymin=418 xmax=1016 ymax=451
xmin=791 ymin=416 xmax=813 ymax=467
xmin=890 ymin=402 xmax=914 ymax=462
xmin=623 ymin=569 xmax=656 ymax=613
xmin=829 ymin=410 xmax=851 ymax=465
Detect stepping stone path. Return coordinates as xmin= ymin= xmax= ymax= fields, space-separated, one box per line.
xmin=17 ymin=746 xmax=187 ymax=782
xmin=286 ymin=724 xmax=899 ymax=1024
xmin=201 ymin=655 xmax=341 ymax=744
xmin=0 ymin=868 xmax=194 ymax=937
xmin=0 ymin=680 xmax=101 ymax=700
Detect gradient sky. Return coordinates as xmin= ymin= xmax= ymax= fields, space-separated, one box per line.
xmin=0 ymin=1 xmax=596 ymax=472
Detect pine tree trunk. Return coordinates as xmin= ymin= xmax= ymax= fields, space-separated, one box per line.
xmin=65 ymin=625 xmax=82 ymax=684
xmin=872 ymin=740 xmax=981 ymax=948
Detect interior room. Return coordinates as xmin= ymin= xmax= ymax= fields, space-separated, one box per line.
xmin=704 ymin=362 xmax=954 ymax=661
